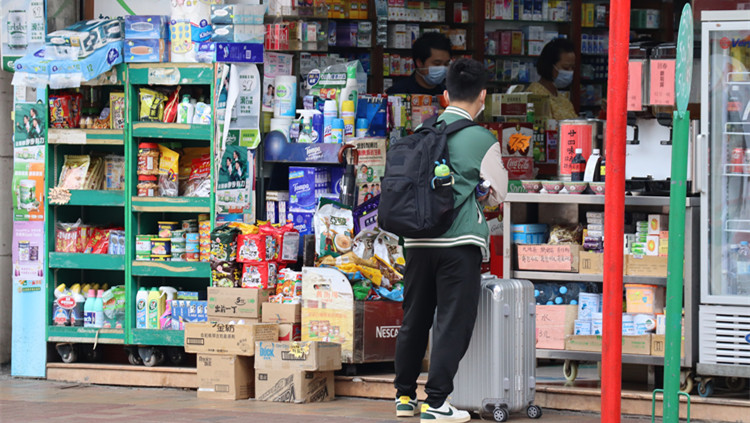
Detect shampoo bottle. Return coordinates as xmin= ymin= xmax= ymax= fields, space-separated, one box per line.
xmin=177 ymin=95 xmax=194 ymax=124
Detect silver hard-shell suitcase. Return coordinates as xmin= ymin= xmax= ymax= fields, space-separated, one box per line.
xmin=452 ymin=277 xmax=541 ymax=422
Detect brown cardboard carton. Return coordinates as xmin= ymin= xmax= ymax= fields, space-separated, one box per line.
xmin=565 ymin=334 xmax=651 ymax=355
xmin=207 ymin=317 xmax=260 ymax=325
xmin=536 ymin=305 xmax=578 ymax=350
xmin=184 ymin=322 xmax=279 ymax=356
xmin=579 ymin=251 xmax=604 ymax=275
xmin=651 ymin=334 xmax=684 ymax=358
xmin=197 ymin=354 xmax=254 ymax=400
xmin=255 ymin=341 xmax=342 ymax=371
xmin=624 ymin=255 xmax=668 ymax=277
xmin=262 ymin=302 xmax=301 ymax=323
xmin=255 ymin=369 xmax=335 ymax=403
xmin=207 ymin=287 xmax=272 ymax=319
xmin=278 ymin=323 xmax=301 ymax=341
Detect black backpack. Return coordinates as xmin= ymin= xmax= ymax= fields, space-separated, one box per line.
xmin=378 ymin=116 xmax=477 ymax=238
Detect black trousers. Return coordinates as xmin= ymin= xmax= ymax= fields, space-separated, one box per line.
xmin=394 ymin=244 xmax=482 ymax=408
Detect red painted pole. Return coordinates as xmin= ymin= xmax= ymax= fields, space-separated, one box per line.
xmin=602 ymin=0 xmax=630 ymax=421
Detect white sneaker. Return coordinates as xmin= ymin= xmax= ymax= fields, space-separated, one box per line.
xmin=420 ymin=402 xmax=471 ymax=422
xmin=396 ymin=395 xmax=418 ymax=417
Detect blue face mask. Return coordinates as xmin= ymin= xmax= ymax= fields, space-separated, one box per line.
xmin=554 ymin=68 xmax=574 ymax=88
xmin=422 ymin=66 xmax=447 ymax=86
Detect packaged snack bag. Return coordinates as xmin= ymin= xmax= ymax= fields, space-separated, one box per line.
xmin=314 ymin=198 xmax=354 ymax=258
xmin=236 ymin=233 xmax=265 ymax=264
xmin=138 ymin=88 xmax=168 ymax=121
xmin=157 ymin=145 xmax=179 ymax=197
xmin=241 ymin=262 xmax=268 ymax=288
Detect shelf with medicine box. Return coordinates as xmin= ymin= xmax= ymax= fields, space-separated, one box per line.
xmin=501 ymin=188 xmax=701 ymax=375
xmin=44 ymin=65 xmax=130 ymax=346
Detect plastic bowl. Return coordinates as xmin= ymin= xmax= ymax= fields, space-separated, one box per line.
xmin=542 ymin=181 xmax=564 ymax=194
xmin=521 ymin=180 xmax=543 ymax=193
xmin=563 ymin=181 xmax=589 ymax=195
xmin=589 ymin=181 xmax=605 ymax=195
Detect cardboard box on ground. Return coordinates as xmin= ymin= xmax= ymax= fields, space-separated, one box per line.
xmin=208 ymin=287 xmax=271 ymax=319
xmin=262 ymin=302 xmax=301 ymax=323
xmin=184 ymin=322 xmax=278 ymax=355
xmin=197 ymin=354 xmax=254 ymax=400
xmin=254 ymin=341 xmax=341 ymax=403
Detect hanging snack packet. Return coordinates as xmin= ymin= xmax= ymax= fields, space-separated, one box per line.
xmin=56 ymin=220 xmax=82 ymax=253
xmin=259 ymin=224 xmax=281 ymax=262
xmin=109 ymin=92 xmax=125 ymax=129
xmin=157 ymin=145 xmax=180 ymax=197
xmin=280 ymin=223 xmax=300 ymax=263
xmin=104 ymin=155 xmax=125 ymax=190
xmin=352 ymin=229 xmax=379 ymax=260
xmin=58 ymin=155 xmax=91 ymax=189
xmin=139 ymin=88 xmax=168 ymax=122
xmin=184 ymin=154 xmax=211 ymax=197
xmin=210 ymin=224 xmax=240 ymax=262
xmin=237 ymin=233 xmax=265 ymax=264
xmin=162 ymin=86 xmax=181 ymax=123
xmin=267 ymin=261 xmax=283 ymax=290
xmin=49 ymin=95 xmax=74 ymax=128
xmin=314 ymin=198 xmax=354 ymax=258
xmin=241 ymin=262 xmax=269 ymax=288
xmin=211 ymin=260 xmax=241 ymax=287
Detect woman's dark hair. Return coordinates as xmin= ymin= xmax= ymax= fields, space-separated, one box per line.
xmin=412 ymin=32 xmax=452 ymax=65
xmin=446 ymin=59 xmax=488 ymax=102
xmin=536 ymin=38 xmax=576 ymax=81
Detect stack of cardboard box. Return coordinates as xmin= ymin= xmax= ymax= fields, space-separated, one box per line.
xmin=254 ymin=341 xmax=341 ymax=403
xmin=262 ymin=302 xmax=302 ymax=341
xmin=184 ymin=287 xmax=279 ymax=400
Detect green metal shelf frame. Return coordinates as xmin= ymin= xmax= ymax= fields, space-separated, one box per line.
xmin=44 ymin=64 xmax=129 ymax=346
xmin=125 ymin=63 xmax=216 ymax=346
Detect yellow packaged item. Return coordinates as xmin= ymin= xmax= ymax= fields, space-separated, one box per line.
xmin=139 ymin=88 xmax=168 ymax=122
xmin=157 ymin=145 xmax=179 ymax=197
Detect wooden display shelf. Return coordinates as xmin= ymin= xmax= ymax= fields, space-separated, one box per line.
xmin=127 ymin=63 xmax=214 ymax=85
xmin=46 ymin=363 xmax=197 ymax=388
xmin=48 ymin=129 xmax=124 ymax=145
xmin=130 ymin=196 xmax=210 ymax=213
xmin=47 ymin=326 xmax=125 ymax=344
xmin=130 ymin=329 xmax=185 ymax=346
xmin=48 ymin=253 xmax=126 ymax=271
xmin=131 ymin=261 xmax=210 ymax=278
xmin=131 ymin=122 xmax=212 ymax=141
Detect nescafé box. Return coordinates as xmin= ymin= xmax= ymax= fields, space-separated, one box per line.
xmin=185 ymin=322 xmax=278 ymax=356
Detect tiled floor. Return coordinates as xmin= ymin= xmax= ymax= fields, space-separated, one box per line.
xmin=0 ymin=375 xmax=652 ymax=423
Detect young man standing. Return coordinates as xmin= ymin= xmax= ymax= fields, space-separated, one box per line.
xmin=393 ymin=59 xmax=507 ymax=422
xmin=386 ymin=32 xmax=452 ymax=96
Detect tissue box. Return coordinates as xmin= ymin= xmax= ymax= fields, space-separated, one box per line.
xmin=211 ymin=4 xmax=265 ymax=25
xmin=49 ymin=41 xmax=124 ymax=82
xmin=124 ymin=15 xmax=168 ymax=39
xmin=124 ymin=39 xmax=169 ymax=63
xmin=46 ymin=19 xmax=123 ymax=58
xmin=289 ymin=167 xmax=317 ymax=211
xmin=215 ymin=42 xmax=263 ymax=63
xmin=212 ymin=25 xmax=265 ymax=43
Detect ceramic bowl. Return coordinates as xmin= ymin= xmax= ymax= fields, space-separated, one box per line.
xmin=521 ymin=180 xmax=543 ymax=193
xmin=563 ymin=181 xmax=589 ymax=195
xmin=542 ymin=181 xmax=564 ymax=194
xmin=589 ymin=181 xmax=605 ymax=195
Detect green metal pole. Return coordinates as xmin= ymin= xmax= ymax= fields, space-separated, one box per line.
xmin=663 ymin=109 xmax=690 ymax=422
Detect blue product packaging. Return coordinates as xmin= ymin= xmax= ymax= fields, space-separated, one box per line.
xmin=124 ymin=39 xmax=168 ymax=63
xmin=312 ymin=112 xmax=324 ymax=143
xmin=48 ymin=41 xmax=123 ymax=87
xmin=289 ymin=166 xmax=317 ymax=211
xmin=288 ymin=210 xmax=315 ymax=256
xmin=196 ymin=42 xmax=216 ymax=63
xmin=46 ymin=18 xmax=123 ymax=58
xmin=212 ymin=25 xmax=265 ymax=43
xmin=177 ymin=291 xmax=199 ymax=300
xmin=124 ymin=15 xmax=168 ymax=39
xmin=330 ymin=167 xmax=345 ymax=196
xmin=215 ymin=42 xmax=263 ymax=63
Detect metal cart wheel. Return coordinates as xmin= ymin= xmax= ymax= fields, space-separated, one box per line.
xmin=697 ymin=378 xmax=714 ymax=398
xmin=492 ymin=407 xmax=509 ymax=422
xmin=526 ymin=404 xmax=543 ymax=419
xmin=679 ymin=370 xmax=695 ymax=394
xmin=725 ymin=376 xmax=747 ymax=392
xmin=139 ymin=347 xmax=165 ymax=367
xmin=167 ymin=347 xmax=185 ymax=365
xmin=56 ymin=343 xmax=78 ymax=363
xmin=128 ymin=351 xmax=143 ymax=365
xmin=82 ymin=345 xmax=101 ymax=362
xmin=563 ymin=360 xmax=579 ymax=382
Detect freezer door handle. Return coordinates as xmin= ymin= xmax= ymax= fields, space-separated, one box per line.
xmin=697 ymin=133 xmax=708 ymax=194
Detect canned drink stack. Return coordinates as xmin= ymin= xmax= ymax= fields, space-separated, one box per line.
xmin=732 ymin=147 xmax=744 ymax=174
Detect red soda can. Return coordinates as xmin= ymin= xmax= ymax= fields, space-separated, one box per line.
xmin=732 ymin=147 xmax=744 ymax=173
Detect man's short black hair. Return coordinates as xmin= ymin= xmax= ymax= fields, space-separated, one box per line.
xmin=412 ymin=32 xmax=452 ymax=65
xmin=535 ymin=38 xmax=575 ymax=81
xmin=446 ymin=59 xmax=487 ymax=102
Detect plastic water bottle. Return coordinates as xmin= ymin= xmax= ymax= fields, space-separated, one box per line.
xmin=83 ymin=289 xmax=96 ymax=328
xmin=476 ymin=179 xmax=491 ymax=198
xmin=737 ymin=241 xmax=750 ymax=295
xmin=534 ymin=283 xmax=556 ymax=305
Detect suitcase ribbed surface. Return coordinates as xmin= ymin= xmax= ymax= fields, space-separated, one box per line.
xmin=452 ymin=277 xmax=537 ymax=417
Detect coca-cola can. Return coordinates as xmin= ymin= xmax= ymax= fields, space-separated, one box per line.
xmin=744 ymin=149 xmax=750 ymax=174
xmin=732 ymin=147 xmax=744 ymax=174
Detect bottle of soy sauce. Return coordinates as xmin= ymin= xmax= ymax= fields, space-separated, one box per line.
xmin=571 ymin=148 xmax=587 ymax=181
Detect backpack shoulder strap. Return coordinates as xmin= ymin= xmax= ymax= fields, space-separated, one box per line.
xmin=443 ymin=118 xmax=479 ymax=135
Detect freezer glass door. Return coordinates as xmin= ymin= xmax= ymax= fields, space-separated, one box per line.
xmin=706 ymin=25 xmax=750 ymax=304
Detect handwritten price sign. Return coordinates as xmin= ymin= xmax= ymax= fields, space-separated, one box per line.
xmin=518 ymin=244 xmax=576 ymax=271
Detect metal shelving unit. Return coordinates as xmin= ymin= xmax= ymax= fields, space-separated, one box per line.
xmin=502 ymin=192 xmax=701 ymax=375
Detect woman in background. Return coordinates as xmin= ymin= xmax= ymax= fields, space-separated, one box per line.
xmin=527 ymin=38 xmax=578 ymax=120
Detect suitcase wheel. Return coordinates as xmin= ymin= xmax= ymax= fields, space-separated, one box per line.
xmin=492 ymin=407 xmax=508 ymax=422
xmin=526 ymin=405 xmax=542 ymax=419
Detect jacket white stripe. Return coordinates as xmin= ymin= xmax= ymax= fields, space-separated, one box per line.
xmin=404 ymin=234 xmax=486 ymax=244
xmin=443 ymin=106 xmax=473 ymax=120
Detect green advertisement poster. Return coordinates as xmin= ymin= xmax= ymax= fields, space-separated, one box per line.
xmin=14 ymin=102 xmax=46 ymax=147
